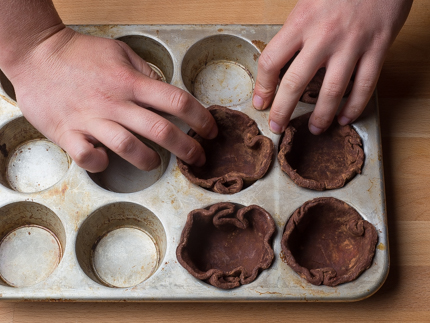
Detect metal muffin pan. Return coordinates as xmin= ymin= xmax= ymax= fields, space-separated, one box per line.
xmin=0 ymin=24 xmax=388 ymax=301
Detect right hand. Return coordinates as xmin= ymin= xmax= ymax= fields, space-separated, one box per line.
xmin=5 ymin=27 xmax=217 ymax=172
xmin=252 ymin=0 xmax=413 ymax=135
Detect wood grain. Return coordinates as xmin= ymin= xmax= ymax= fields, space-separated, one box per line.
xmin=2 ymin=0 xmax=430 ymax=322
xmin=53 ymin=0 xmax=295 ymax=24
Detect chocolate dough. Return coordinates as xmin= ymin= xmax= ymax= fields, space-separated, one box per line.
xmin=176 ymin=202 xmax=276 ymax=289
xmin=278 ymin=112 xmax=364 ymax=190
xmin=281 ymin=197 xmax=378 ymax=287
xmin=177 ymin=105 xmax=274 ymax=194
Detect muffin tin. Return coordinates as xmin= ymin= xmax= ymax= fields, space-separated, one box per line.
xmin=0 ymin=24 xmax=388 ymax=301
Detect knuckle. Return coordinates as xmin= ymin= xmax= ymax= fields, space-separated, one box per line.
xmin=115 ymin=67 xmax=136 ymax=85
xmin=281 ymin=71 xmax=305 ymax=94
xmin=150 ymin=120 xmax=174 ymax=142
xmin=356 ymin=77 xmax=376 ymax=94
xmin=321 ymin=81 xmax=344 ymax=99
xmin=344 ymin=104 xmax=362 ymax=118
xmin=255 ymin=79 xmax=276 ymax=97
xmin=258 ymin=52 xmax=278 ymax=74
xmin=169 ymin=90 xmax=191 ymax=114
xmin=320 ymin=22 xmax=337 ymax=38
xmin=270 ymin=108 xmax=289 ymax=122
xmin=110 ymin=132 xmax=136 ymax=154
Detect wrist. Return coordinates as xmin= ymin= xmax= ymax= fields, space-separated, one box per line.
xmin=0 ymin=25 xmax=77 ymax=84
xmin=0 ymin=1 xmax=66 ymax=78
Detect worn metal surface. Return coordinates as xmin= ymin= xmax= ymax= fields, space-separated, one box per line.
xmin=0 ymin=24 xmax=388 ymax=301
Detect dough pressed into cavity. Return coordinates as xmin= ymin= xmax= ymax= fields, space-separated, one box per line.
xmin=176 ymin=202 xmax=276 ymax=289
xmin=278 ymin=112 xmax=364 ymax=190
xmin=281 ymin=197 xmax=378 ymax=287
xmin=177 ymin=105 xmax=274 ymax=194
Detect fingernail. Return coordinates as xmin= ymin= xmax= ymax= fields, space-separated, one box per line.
xmin=338 ymin=116 xmax=351 ymax=126
xmin=195 ymin=153 xmax=206 ymax=167
xmin=253 ymin=94 xmax=264 ymax=110
xmin=269 ymin=120 xmax=283 ymax=134
xmin=208 ymin=123 xmax=218 ymax=139
xmin=309 ymin=124 xmax=323 ymax=135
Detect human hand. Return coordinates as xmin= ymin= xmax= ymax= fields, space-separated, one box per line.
xmin=4 ymin=27 xmax=217 ymax=172
xmin=253 ymin=0 xmax=413 ymax=135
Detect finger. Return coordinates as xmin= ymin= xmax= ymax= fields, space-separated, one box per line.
xmin=90 ymin=118 xmax=161 ymax=171
xmin=113 ymin=103 xmax=206 ymax=166
xmin=253 ymin=26 xmax=302 ymax=111
xmin=132 ymin=77 xmax=218 ymax=140
xmin=268 ymin=47 xmax=324 ymax=134
xmin=58 ymin=131 xmax=109 ymax=173
xmin=308 ymin=52 xmax=359 ymax=134
xmin=337 ymin=51 xmax=384 ymax=126
xmin=116 ymin=40 xmax=161 ymax=81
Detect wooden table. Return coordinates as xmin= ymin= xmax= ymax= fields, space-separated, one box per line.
xmin=1 ymin=1 xmax=429 ymax=321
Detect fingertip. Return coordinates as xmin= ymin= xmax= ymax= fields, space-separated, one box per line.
xmin=309 ymin=123 xmax=324 ymax=135
xmin=118 ymin=39 xmax=162 ymax=81
xmin=253 ymin=94 xmax=265 ymax=110
xmin=91 ymin=147 xmax=110 ymax=172
xmin=59 ymin=131 xmax=109 ymax=173
xmin=193 ymin=151 xmax=206 ymax=167
xmin=139 ymin=149 xmax=161 ymax=171
xmin=191 ymin=104 xmax=218 ymax=140
xmin=148 ymin=67 xmax=162 ymax=81
xmin=184 ymin=141 xmax=206 ymax=167
xmin=74 ymin=145 xmax=109 ymax=173
xmin=269 ymin=119 xmax=284 ymax=134
xmin=207 ymin=122 xmax=218 ymax=140
xmin=338 ymin=115 xmax=351 ymax=126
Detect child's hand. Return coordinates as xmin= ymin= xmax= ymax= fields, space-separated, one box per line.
xmin=6 ymin=28 xmax=217 ymax=172
xmin=253 ymin=0 xmax=412 ymax=135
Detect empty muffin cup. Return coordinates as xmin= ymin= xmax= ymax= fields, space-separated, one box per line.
xmin=75 ymin=202 xmax=166 ymax=288
xmin=177 ymin=202 xmax=276 ymax=289
xmin=117 ymin=35 xmax=174 ymax=83
xmin=278 ymin=112 xmax=364 ymax=190
xmin=88 ymin=137 xmax=170 ymax=193
xmin=177 ymin=105 xmax=274 ymax=194
xmin=281 ymin=197 xmax=378 ymax=287
xmin=181 ymin=35 xmax=259 ymax=106
xmin=0 ymin=117 xmax=71 ymax=193
xmin=0 ymin=202 xmax=65 ymax=287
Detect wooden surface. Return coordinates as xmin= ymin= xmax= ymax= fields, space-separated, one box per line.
xmin=2 ymin=0 xmax=430 ymax=322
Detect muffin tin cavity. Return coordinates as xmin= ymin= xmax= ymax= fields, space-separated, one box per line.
xmin=278 ymin=112 xmax=364 ymax=190
xmin=0 ymin=117 xmax=71 ymax=193
xmin=75 ymin=202 xmax=166 ymax=288
xmin=0 ymin=70 xmax=16 ymax=102
xmin=88 ymin=138 xmax=170 ymax=193
xmin=0 ymin=202 xmax=65 ymax=287
xmin=281 ymin=197 xmax=378 ymax=287
xmin=177 ymin=202 xmax=276 ymax=289
xmin=117 ymin=35 xmax=174 ymax=83
xmin=177 ymin=106 xmax=274 ymax=194
xmin=181 ymin=35 xmax=259 ymax=106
